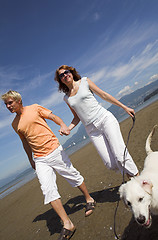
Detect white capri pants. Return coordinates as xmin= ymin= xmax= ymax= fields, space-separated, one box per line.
xmin=85 ymin=110 xmax=138 ymax=176
xmin=34 ymin=145 xmax=84 ymax=204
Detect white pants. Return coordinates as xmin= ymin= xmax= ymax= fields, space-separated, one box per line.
xmin=34 ymin=145 xmax=84 ymax=204
xmin=85 ymin=110 xmax=138 ymax=176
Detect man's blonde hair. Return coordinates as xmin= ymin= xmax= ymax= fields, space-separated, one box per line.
xmin=1 ymin=90 xmax=22 ymax=103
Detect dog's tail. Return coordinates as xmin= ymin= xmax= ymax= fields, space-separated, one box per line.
xmin=146 ymin=125 xmax=157 ymax=155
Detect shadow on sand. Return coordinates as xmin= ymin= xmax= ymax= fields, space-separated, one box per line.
xmin=33 ymin=186 xmax=120 ymax=236
xmin=121 ymin=215 xmax=158 ymax=240
xmin=33 ymin=185 xmax=158 ymax=239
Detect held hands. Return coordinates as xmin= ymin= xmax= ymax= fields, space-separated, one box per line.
xmin=58 ymin=124 xmax=70 ymax=136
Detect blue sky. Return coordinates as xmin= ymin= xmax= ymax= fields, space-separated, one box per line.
xmin=0 ymin=0 xmax=158 ymax=183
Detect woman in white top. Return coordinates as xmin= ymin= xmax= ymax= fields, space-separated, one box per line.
xmin=54 ymin=65 xmax=139 ymax=178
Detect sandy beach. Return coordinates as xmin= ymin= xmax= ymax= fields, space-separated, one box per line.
xmin=0 ymin=100 xmax=158 ymax=240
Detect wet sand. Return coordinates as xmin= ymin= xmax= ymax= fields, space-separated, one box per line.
xmin=0 ymin=100 xmax=158 ymax=240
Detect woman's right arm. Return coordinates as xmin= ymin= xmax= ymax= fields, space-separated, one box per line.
xmin=67 ymin=103 xmax=80 ymax=131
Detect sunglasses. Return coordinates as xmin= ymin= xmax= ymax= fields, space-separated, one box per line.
xmin=59 ymin=70 xmax=71 ymax=79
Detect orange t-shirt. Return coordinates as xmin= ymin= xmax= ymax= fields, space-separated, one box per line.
xmin=12 ymin=104 xmax=60 ymax=157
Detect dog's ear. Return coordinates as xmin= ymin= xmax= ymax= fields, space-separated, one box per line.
xmin=119 ymin=184 xmax=126 ymax=199
xmin=142 ymin=180 xmax=153 ymax=195
xmin=119 ymin=184 xmax=129 ymax=208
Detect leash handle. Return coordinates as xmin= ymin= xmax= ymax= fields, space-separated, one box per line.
xmin=131 ymin=113 xmax=135 ymax=122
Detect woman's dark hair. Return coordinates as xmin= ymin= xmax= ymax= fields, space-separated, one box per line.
xmin=54 ymin=65 xmax=81 ymax=94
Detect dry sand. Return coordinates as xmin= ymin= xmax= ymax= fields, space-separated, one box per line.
xmin=0 ymin=100 xmax=158 ymax=240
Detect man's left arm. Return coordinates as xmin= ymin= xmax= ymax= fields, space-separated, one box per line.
xmin=48 ymin=113 xmax=70 ymax=136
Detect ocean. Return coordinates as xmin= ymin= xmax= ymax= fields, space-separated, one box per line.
xmin=0 ymin=95 xmax=158 ymax=199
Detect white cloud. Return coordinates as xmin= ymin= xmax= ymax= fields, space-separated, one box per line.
xmin=75 ymin=22 xmax=158 ymax=85
xmin=40 ymin=91 xmax=64 ymax=108
xmin=81 ymin=37 xmax=158 ymax=101
xmin=142 ymin=40 xmax=158 ymax=55
xmin=145 ymin=73 xmax=158 ymax=86
xmin=0 ymin=66 xmax=23 ymax=90
xmin=150 ymin=74 xmax=158 ymax=81
xmin=0 ymin=65 xmax=54 ymax=97
xmin=88 ymin=68 xmax=107 ymax=83
xmin=115 ymin=70 xmax=158 ymax=99
xmin=117 ymin=85 xmax=133 ymax=98
xmin=112 ymin=49 xmax=157 ymax=82
xmin=93 ymin=39 xmax=158 ymax=84
xmin=22 ymin=71 xmax=54 ymax=91
xmin=0 ymin=66 xmax=22 ymax=81
xmin=138 ymin=52 xmax=158 ymax=71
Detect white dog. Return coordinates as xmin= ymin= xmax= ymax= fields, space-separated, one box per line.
xmin=119 ymin=125 xmax=158 ymax=228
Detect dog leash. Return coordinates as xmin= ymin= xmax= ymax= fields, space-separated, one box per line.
xmin=122 ymin=114 xmax=135 ymax=184
xmin=113 ymin=114 xmax=135 ymax=240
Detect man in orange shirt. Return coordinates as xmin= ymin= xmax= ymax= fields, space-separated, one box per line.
xmin=1 ymin=90 xmax=96 ymax=240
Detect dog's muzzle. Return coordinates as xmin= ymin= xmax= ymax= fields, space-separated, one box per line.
xmin=136 ymin=207 xmax=152 ymax=228
xmin=136 ymin=214 xmax=146 ymax=224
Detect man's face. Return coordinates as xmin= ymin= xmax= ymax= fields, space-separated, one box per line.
xmin=4 ymin=97 xmax=21 ymax=113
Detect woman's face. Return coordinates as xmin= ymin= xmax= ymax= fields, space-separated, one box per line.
xmin=58 ymin=69 xmax=73 ymax=85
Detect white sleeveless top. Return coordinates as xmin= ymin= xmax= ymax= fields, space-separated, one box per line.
xmin=64 ymin=77 xmax=107 ymax=126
